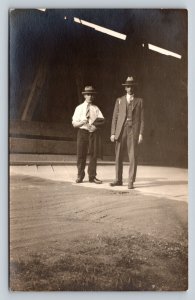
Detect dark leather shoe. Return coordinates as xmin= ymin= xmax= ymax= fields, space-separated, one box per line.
xmin=89 ymin=177 xmax=102 ymax=184
xmin=75 ymin=177 xmax=83 ymax=183
xmin=110 ymin=181 xmax=123 ymax=187
xmin=128 ymin=182 xmax=134 ymax=189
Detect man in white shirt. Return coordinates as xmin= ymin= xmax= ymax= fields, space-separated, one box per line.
xmin=110 ymin=76 xmax=144 ymax=189
xmin=72 ymin=86 xmax=105 ymax=184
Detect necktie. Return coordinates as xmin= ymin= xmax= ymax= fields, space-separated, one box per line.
xmin=86 ymin=103 xmax=90 ymax=120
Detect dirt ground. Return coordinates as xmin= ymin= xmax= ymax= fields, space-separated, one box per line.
xmin=9 ymin=174 xmax=188 ymax=291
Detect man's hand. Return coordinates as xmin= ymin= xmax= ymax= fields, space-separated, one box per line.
xmin=80 ymin=119 xmax=88 ymax=126
xmin=138 ymin=134 xmax=143 ymax=144
xmin=110 ymin=135 xmax=115 ymax=142
xmin=88 ymin=124 xmax=96 ymax=132
xmin=72 ymin=119 xmax=88 ymax=128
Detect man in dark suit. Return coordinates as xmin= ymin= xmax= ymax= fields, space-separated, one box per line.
xmin=110 ymin=76 xmax=144 ymax=189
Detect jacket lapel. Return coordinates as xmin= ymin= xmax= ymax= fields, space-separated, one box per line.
xmin=132 ymin=97 xmax=139 ymax=111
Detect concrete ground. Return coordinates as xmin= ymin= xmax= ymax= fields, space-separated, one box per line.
xmin=10 ymin=164 xmax=188 ymax=202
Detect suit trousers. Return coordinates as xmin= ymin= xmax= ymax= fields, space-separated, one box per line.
xmin=115 ymin=123 xmax=138 ymax=184
xmin=77 ymin=129 xmax=98 ymax=180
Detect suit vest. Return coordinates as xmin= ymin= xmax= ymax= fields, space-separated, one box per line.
xmin=126 ymin=101 xmax=133 ymax=126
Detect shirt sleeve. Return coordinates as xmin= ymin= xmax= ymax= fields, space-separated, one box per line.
xmin=72 ymin=106 xmax=80 ymax=123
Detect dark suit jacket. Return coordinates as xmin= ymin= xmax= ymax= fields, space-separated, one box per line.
xmin=111 ymin=95 xmax=144 ymax=141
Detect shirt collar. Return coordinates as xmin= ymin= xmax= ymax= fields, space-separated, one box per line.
xmin=84 ymin=100 xmax=93 ymax=106
xmin=126 ymin=94 xmax=134 ymax=101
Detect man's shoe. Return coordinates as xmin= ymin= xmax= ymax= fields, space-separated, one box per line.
xmin=128 ymin=182 xmax=134 ymax=189
xmin=89 ymin=177 xmax=102 ymax=184
xmin=75 ymin=177 xmax=83 ymax=183
xmin=110 ymin=181 xmax=123 ymax=187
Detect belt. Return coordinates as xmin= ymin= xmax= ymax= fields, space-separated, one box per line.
xmin=79 ymin=128 xmax=95 ymax=134
xmin=79 ymin=128 xmax=90 ymax=133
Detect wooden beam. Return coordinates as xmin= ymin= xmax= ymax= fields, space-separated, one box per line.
xmin=21 ymin=62 xmax=46 ymax=121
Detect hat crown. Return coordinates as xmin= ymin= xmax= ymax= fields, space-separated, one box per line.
xmin=84 ymin=86 xmax=94 ymax=91
xmin=126 ymin=76 xmax=134 ymax=82
xmin=82 ymin=86 xmax=96 ymax=93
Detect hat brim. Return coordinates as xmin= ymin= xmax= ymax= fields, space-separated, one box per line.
xmin=82 ymin=91 xmax=97 ymax=94
xmin=122 ymin=83 xmax=137 ymax=86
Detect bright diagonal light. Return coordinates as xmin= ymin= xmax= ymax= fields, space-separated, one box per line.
xmin=37 ymin=8 xmax=46 ymax=12
xmin=74 ymin=17 xmax=126 ymax=40
xmin=142 ymin=43 xmax=182 ymax=59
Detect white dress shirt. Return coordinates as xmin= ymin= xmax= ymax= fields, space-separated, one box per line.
xmin=126 ymin=93 xmax=134 ymax=104
xmin=72 ymin=101 xmax=104 ymax=132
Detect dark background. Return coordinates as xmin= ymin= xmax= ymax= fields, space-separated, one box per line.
xmin=9 ymin=9 xmax=187 ymax=167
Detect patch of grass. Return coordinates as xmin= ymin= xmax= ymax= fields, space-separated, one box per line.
xmin=10 ymin=232 xmax=188 ymax=291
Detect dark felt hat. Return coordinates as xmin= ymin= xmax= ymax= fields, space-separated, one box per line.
xmin=82 ymin=86 xmax=97 ymax=94
xmin=122 ymin=76 xmax=137 ymax=86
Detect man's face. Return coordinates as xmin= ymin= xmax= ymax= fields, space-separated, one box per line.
xmin=125 ymin=85 xmax=134 ymax=95
xmin=84 ymin=94 xmax=94 ymax=103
